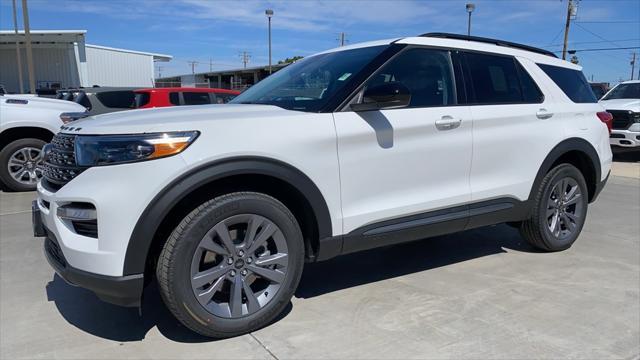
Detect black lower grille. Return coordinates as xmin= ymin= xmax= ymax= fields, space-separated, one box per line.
xmin=40 ymin=133 xmax=86 ymax=190
xmin=607 ymin=110 xmax=635 ymax=130
xmin=610 ymin=133 xmax=625 ymax=139
xmin=72 ymin=220 xmax=98 ymax=238
xmin=45 ymin=236 xmax=67 ymax=269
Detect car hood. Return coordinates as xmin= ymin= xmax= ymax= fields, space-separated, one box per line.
xmin=61 ymin=104 xmax=299 ymax=135
xmin=599 ymin=98 xmax=640 ymax=112
xmin=1 ymin=95 xmax=86 ymax=113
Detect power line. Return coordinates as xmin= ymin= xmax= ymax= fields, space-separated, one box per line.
xmin=575 ymin=21 xmax=640 ymax=24
xmin=541 ymin=38 xmax=640 ymax=49
xmin=555 ymin=46 xmax=640 ymax=53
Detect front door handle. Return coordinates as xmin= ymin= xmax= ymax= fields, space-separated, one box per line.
xmin=536 ymin=108 xmax=554 ymax=119
xmin=435 ymin=116 xmax=462 ymax=131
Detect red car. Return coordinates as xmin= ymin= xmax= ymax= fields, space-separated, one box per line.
xmin=134 ymin=87 xmax=240 ymax=109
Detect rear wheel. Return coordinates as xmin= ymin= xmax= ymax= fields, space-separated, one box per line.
xmin=156 ymin=192 xmax=304 ymax=338
xmin=0 ymin=138 xmax=46 ymax=192
xmin=519 ymin=164 xmax=588 ymax=251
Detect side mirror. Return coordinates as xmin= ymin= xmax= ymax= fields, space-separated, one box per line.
xmin=350 ymin=82 xmax=411 ymax=112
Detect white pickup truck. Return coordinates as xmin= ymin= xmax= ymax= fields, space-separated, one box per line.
xmin=0 ymin=95 xmax=86 ymax=191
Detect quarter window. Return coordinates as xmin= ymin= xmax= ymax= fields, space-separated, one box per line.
xmin=365 ymin=48 xmax=456 ymax=108
xmin=537 ymin=64 xmax=596 ymax=103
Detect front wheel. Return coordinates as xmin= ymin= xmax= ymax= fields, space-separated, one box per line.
xmin=519 ymin=164 xmax=589 ymax=251
xmin=156 ymin=192 xmax=304 ymax=338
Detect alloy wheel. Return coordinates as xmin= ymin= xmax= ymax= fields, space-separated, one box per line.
xmin=7 ymin=147 xmax=43 ymax=186
xmin=190 ymin=214 xmax=289 ymax=318
xmin=546 ymin=177 xmax=585 ymax=240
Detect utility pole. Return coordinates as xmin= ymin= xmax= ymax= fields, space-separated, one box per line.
xmin=12 ymin=0 xmax=24 ymax=93
xmin=239 ymin=51 xmax=251 ymax=69
xmin=338 ymin=32 xmax=347 ymax=46
xmin=631 ymin=52 xmax=636 ymax=80
xmin=156 ymin=65 xmax=163 ymax=78
xmin=188 ymin=61 xmax=197 ymax=74
xmin=562 ymin=0 xmax=578 ymax=60
xmin=21 ymin=0 xmax=36 ymax=94
xmin=209 ymin=58 xmax=213 ymax=72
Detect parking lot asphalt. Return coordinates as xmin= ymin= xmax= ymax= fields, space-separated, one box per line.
xmin=1 ymin=174 xmax=639 ymax=359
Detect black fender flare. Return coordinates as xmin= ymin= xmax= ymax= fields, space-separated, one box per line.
xmin=122 ymin=156 xmax=333 ymax=275
xmin=528 ymin=137 xmax=601 ymax=203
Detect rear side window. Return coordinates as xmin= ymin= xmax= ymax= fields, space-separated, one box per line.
xmin=95 ymin=91 xmax=135 ymax=108
xmin=465 ymin=52 xmax=523 ymax=104
xmin=134 ymin=92 xmax=150 ymax=108
xmin=538 ymin=64 xmax=596 ymax=103
xmin=169 ymin=92 xmax=180 ymax=105
xmin=183 ymin=92 xmax=212 ymax=105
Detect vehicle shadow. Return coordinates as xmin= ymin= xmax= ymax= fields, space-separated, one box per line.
xmin=46 ymin=224 xmax=535 ymax=342
xmin=612 ymin=147 xmax=640 ymax=162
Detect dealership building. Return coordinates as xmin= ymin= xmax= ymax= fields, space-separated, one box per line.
xmin=0 ymin=30 xmax=172 ymax=93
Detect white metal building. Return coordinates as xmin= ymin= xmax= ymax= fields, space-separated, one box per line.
xmin=0 ymin=30 xmax=172 ymax=93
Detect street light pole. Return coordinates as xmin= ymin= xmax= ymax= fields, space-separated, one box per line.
xmin=466 ymin=3 xmax=475 ymax=37
xmin=265 ymin=9 xmax=274 ymax=75
xmin=12 ymin=0 xmax=24 ymax=93
xmin=22 ymin=0 xmax=36 ymax=94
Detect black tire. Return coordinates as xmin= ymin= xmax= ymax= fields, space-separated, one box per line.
xmin=0 ymin=138 xmax=46 ymax=192
xmin=156 ymin=192 xmax=304 ymax=338
xmin=519 ymin=163 xmax=589 ymax=251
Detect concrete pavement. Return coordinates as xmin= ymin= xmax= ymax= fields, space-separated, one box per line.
xmin=1 ymin=176 xmax=638 ymax=359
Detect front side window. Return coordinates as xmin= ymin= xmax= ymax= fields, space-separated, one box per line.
xmin=602 ymin=83 xmax=640 ymax=100
xmin=465 ymin=52 xmax=523 ymax=104
xmin=364 ymin=48 xmax=455 ymax=108
xmin=230 ymin=45 xmax=388 ymax=112
xmin=538 ymin=64 xmax=597 ymax=103
xmin=183 ymin=92 xmax=212 ymax=105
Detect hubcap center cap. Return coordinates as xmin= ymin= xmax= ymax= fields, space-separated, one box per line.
xmin=234 ymin=258 xmax=245 ymax=269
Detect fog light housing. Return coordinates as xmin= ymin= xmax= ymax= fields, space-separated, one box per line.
xmin=57 ymin=203 xmax=98 ymax=238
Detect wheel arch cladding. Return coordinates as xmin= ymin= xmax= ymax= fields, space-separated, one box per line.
xmin=123 ymin=156 xmax=333 ymax=276
xmin=0 ymin=127 xmax=55 ymax=149
xmin=530 ymin=137 xmax=601 ymax=204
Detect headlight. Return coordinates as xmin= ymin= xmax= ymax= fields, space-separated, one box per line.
xmin=75 ymin=131 xmax=199 ymax=166
xmin=60 ymin=111 xmax=90 ymax=124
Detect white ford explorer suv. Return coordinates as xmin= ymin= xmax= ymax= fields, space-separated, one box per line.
xmin=0 ymin=95 xmax=86 ymax=191
xmin=598 ymin=80 xmax=640 ymax=148
xmin=33 ymin=33 xmax=612 ymax=338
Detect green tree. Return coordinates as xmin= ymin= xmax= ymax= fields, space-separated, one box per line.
xmin=278 ymin=56 xmax=304 ymax=64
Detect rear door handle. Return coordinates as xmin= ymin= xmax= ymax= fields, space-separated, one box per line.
xmin=435 ymin=116 xmax=462 ymax=131
xmin=536 ymin=109 xmax=554 ymax=119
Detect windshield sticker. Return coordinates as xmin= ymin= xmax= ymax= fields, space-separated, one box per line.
xmin=338 ymin=73 xmax=352 ymax=81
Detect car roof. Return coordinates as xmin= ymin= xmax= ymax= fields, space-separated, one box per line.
xmin=134 ymin=87 xmax=240 ymax=94
xmin=318 ymin=33 xmax=578 ymax=70
xmin=57 ymin=87 xmax=138 ymax=93
xmin=618 ymin=80 xmax=640 ymax=84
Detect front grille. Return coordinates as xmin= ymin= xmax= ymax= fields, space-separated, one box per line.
xmin=40 ymin=133 xmax=86 ymax=190
xmin=607 ymin=110 xmax=635 ymax=130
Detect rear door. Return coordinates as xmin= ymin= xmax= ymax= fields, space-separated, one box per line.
xmin=334 ymin=47 xmax=473 ymax=238
xmin=462 ymin=51 xmax=565 ymax=205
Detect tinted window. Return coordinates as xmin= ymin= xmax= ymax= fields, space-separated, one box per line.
xmin=169 ymin=92 xmax=180 ymax=105
xmin=73 ymin=92 xmax=92 ymax=109
xmin=590 ymin=84 xmax=607 ymax=99
xmin=134 ymin=92 xmax=150 ymax=108
xmin=538 ymin=64 xmax=596 ymax=103
xmin=465 ymin=52 xmax=522 ymax=104
xmin=602 ymin=83 xmax=640 ymax=100
xmin=516 ymin=62 xmax=544 ymax=103
xmin=214 ymin=93 xmax=236 ymax=104
xmin=365 ymin=48 xmax=455 ymax=107
xmin=230 ymin=45 xmax=388 ymax=112
xmin=183 ymin=92 xmax=211 ymax=105
xmin=95 ymin=91 xmax=135 ymax=108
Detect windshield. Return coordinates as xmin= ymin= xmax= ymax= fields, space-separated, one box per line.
xmin=602 ymin=83 xmax=640 ymax=100
xmin=230 ymin=45 xmax=388 ymax=112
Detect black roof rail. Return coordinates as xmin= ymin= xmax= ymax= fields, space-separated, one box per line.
xmin=419 ymin=32 xmax=557 ymax=58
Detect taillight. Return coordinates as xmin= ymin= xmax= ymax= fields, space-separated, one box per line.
xmin=597 ymin=111 xmax=613 ymax=134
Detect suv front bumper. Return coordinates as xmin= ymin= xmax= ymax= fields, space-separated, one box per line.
xmin=610 ymin=129 xmax=640 ymax=147
xmin=34 ymin=200 xmax=144 ymax=307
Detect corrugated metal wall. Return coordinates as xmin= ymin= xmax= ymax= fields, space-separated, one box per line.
xmin=0 ymin=44 xmax=79 ymax=92
xmin=86 ymin=46 xmax=154 ymax=87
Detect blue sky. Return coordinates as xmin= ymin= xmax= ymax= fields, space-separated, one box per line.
xmin=1 ymin=0 xmax=639 ymax=83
